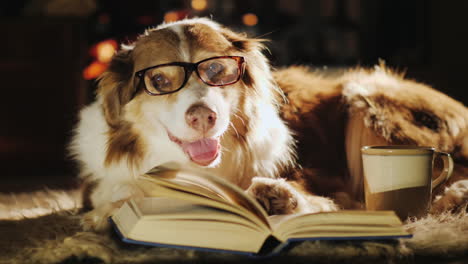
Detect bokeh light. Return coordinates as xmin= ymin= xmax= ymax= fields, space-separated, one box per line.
xmin=96 ymin=39 xmax=117 ymax=63
xmin=83 ymin=61 xmax=107 ymax=80
xmin=242 ymin=13 xmax=258 ymax=26
xmin=191 ymin=0 xmax=208 ymax=11
xmin=137 ymin=15 xmax=154 ymax=25
xmin=164 ymin=11 xmax=179 ymax=23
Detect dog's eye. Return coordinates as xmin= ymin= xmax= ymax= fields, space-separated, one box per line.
xmin=206 ymin=62 xmax=224 ymax=76
xmin=198 ymin=58 xmax=240 ymax=86
xmin=151 ymin=74 xmax=172 ymax=92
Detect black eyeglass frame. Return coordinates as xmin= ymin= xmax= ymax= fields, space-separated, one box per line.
xmin=134 ymin=56 xmax=246 ymax=96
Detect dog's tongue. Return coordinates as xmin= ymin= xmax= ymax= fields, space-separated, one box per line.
xmin=182 ymin=138 xmax=219 ymax=165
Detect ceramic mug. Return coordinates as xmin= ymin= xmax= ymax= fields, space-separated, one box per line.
xmin=361 ymin=146 xmax=454 ymax=219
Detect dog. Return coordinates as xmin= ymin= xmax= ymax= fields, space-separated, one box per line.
xmin=70 ymin=18 xmax=338 ymax=231
xmin=70 ymin=18 xmax=468 ymax=231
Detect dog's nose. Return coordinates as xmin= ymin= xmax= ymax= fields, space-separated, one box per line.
xmin=185 ymin=104 xmax=217 ymax=133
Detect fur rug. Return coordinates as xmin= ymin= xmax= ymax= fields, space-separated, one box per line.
xmin=0 ymin=192 xmax=467 ymax=264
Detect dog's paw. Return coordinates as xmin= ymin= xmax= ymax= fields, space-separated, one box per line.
xmin=431 ymin=180 xmax=468 ymax=214
xmin=81 ymin=203 xmax=123 ymax=232
xmin=82 ymin=182 xmax=146 ymax=232
xmin=247 ymin=177 xmax=298 ymax=215
xmin=246 ymin=177 xmax=338 ymax=215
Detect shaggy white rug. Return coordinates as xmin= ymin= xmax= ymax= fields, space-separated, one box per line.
xmin=0 ymin=190 xmax=467 ymax=264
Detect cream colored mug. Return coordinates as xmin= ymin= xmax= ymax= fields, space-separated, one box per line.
xmin=361 ymin=146 xmax=454 ymax=219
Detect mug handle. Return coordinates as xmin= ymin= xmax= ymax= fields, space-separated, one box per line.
xmin=432 ymin=152 xmax=454 ymax=190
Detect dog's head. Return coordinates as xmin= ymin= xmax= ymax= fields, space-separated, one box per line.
xmin=98 ymin=18 xmax=278 ymax=169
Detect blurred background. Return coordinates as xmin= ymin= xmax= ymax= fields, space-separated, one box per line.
xmin=1 ymin=0 xmax=467 ymax=192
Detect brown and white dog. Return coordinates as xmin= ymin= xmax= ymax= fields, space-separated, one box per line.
xmin=70 ymin=18 xmax=468 ymax=231
xmin=70 ymin=18 xmax=337 ymax=230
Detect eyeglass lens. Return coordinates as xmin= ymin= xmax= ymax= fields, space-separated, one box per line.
xmin=197 ymin=57 xmax=240 ymax=86
xmin=142 ymin=57 xmax=241 ymax=94
xmin=143 ymin=65 xmax=185 ymax=94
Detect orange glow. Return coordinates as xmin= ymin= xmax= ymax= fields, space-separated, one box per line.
xmin=164 ymin=11 xmax=179 ymax=23
xmin=98 ymin=13 xmax=110 ymax=24
xmin=83 ymin=61 xmax=107 ymax=80
xmin=96 ymin=39 xmax=117 ymax=63
xmin=242 ymin=13 xmax=258 ymax=26
xmin=137 ymin=15 xmax=154 ymax=25
xmin=191 ymin=0 xmax=207 ymax=11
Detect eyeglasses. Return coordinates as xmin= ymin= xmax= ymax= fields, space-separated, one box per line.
xmin=134 ymin=56 xmax=245 ymax=96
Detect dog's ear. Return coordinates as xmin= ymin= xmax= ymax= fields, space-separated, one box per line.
xmin=221 ymin=29 xmax=269 ymax=88
xmin=97 ymin=47 xmax=135 ymax=128
xmin=220 ymin=28 xmax=266 ymax=53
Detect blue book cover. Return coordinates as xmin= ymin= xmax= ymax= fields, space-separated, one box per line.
xmin=109 ymin=217 xmax=412 ymax=257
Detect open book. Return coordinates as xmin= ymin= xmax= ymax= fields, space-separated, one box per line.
xmin=110 ymin=164 xmax=411 ymax=256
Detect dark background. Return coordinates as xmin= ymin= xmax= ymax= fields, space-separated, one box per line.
xmin=1 ymin=0 xmax=467 ymax=191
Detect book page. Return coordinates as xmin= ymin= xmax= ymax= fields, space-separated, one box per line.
xmin=269 ymin=210 xmax=408 ymax=241
xmin=136 ymin=197 xmax=264 ymax=232
xmin=142 ymin=165 xmax=270 ymax=226
xmin=132 ymin=218 xmax=269 ymax=253
xmin=141 ymin=170 xmax=225 ymax=201
xmin=112 ymin=197 xmax=270 ymax=253
xmin=136 ymin=174 xmax=270 ymax=232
